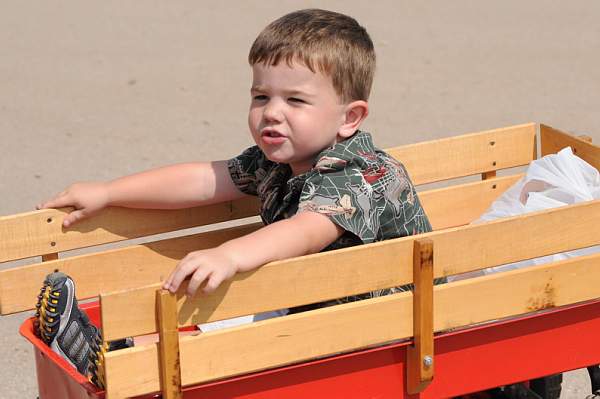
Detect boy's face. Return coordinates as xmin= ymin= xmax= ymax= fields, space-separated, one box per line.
xmin=248 ymin=61 xmax=347 ymax=176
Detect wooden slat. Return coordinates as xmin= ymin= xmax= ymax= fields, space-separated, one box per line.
xmin=407 ymin=239 xmax=434 ymax=394
xmin=419 ymin=174 xmax=521 ymax=230
xmin=103 ymin=252 xmax=600 ymax=398
xmin=1 ymin=124 xmax=534 ymax=263
xmin=100 ymin=238 xmax=413 ymax=341
xmin=0 ymin=223 xmax=261 ymax=315
xmin=0 ymin=198 xmax=260 ymax=262
xmin=388 ymin=123 xmax=536 ymax=185
xmin=100 ymin=198 xmax=600 ymax=341
xmin=540 ymin=124 xmax=600 ymax=170
xmin=0 ymin=175 xmax=516 ymax=315
xmin=156 ymin=290 xmax=182 ymax=399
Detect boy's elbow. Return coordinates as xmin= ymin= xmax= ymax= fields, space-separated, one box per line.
xmin=289 ymin=212 xmax=344 ymax=254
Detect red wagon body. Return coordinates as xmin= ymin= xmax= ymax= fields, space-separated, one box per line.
xmin=22 ymin=299 xmax=600 ymax=398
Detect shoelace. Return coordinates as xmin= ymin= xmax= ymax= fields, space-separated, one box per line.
xmin=34 ymin=281 xmax=61 ymax=344
xmin=88 ymin=334 xmax=107 ymax=389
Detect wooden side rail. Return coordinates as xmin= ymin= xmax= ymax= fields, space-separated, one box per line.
xmin=390 ymin=122 xmax=535 ymax=185
xmin=99 ymin=198 xmax=600 ymax=341
xmin=420 ymin=174 xmax=520 ymax=230
xmin=0 ymin=123 xmax=535 ymax=262
xmin=0 ymin=198 xmax=260 ymax=263
xmin=103 ymin=251 xmax=600 ymax=398
xmin=540 ymin=124 xmax=600 ymax=169
xmin=0 ymin=223 xmax=261 ymax=315
xmin=0 ymin=174 xmax=518 ymax=315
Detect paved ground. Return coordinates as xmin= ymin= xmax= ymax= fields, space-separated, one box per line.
xmin=1 ymin=1 xmax=599 ymax=397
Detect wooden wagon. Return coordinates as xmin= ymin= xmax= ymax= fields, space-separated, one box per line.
xmin=1 ymin=123 xmax=599 ymax=398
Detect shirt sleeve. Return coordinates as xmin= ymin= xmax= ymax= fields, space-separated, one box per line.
xmin=297 ymin=164 xmax=431 ymax=244
xmin=227 ymin=146 xmax=271 ymax=196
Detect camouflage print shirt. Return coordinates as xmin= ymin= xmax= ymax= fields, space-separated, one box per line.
xmin=227 ymin=131 xmax=433 ymax=312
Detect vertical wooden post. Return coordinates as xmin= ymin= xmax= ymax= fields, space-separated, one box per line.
xmin=42 ymin=253 xmax=58 ymax=261
xmin=43 ymin=214 xmax=59 ymax=262
xmin=157 ymin=289 xmax=182 ymax=399
xmin=407 ymin=239 xmax=434 ymax=394
xmin=483 ymin=137 xmax=498 ymax=180
xmin=481 ymin=171 xmax=496 ymax=180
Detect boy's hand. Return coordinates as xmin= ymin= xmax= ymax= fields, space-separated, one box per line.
xmin=37 ymin=182 xmax=110 ymax=227
xmin=163 ymin=211 xmax=343 ymax=297
xmin=163 ymin=247 xmax=239 ymax=297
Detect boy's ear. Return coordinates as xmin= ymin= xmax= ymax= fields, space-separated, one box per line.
xmin=338 ymin=100 xmax=369 ymax=139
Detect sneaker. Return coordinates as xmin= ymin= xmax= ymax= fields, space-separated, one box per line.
xmin=34 ymin=272 xmax=99 ymax=375
xmin=88 ymin=333 xmax=107 ymax=389
xmin=87 ymin=334 xmax=134 ymax=389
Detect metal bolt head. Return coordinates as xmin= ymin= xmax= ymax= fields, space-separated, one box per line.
xmin=423 ymin=355 xmax=433 ymax=368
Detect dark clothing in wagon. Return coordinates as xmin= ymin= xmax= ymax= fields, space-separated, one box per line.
xmin=227 ymin=130 xmax=432 ymax=311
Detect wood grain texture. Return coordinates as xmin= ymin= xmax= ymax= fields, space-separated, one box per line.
xmin=0 ymin=223 xmax=262 ymax=315
xmin=100 ymin=198 xmax=600 ymax=341
xmin=540 ymin=124 xmax=600 ymax=170
xmin=156 ymin=290 xmax=182 ymax=399
xmin=407 ymin=239 xmax=434 ymax=394
xmin=1 ymin=174 xmax=518 ymax=316
xmin=100 ymin=238 xmax=414 ymax=341
xmin=388 ymin=123 xmax=535 ymax=185
xmin=103 ymin=252 xmax=600 ymax=398
xmin=419 ymin=174 xmax=521 ymax=231
xmin=0 ymin=198 xmax=260 ymax=262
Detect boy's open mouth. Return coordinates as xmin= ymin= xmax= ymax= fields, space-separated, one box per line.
xmin=262 ymin=130 xmax=285 ymax=138
xmin=261 ymin=129 xmax=287 ymax=145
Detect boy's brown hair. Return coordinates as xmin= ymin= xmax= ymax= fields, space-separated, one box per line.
xmin=248 ymin=9 xmax=376 ymax=103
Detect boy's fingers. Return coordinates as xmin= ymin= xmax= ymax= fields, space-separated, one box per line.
xmin=163 ymin=260 xmax=185 ymax=290
xmin=162 ymin=274 xmax=173 ymax=290
xmin=39 ymin=194 xmax=70 ymax=209
xmin=187 ymin=267 xmax=212 ymax=297
xmin=168 ymin=259 xmax=199 ymax=293
xmin=63 ymin=209 xmax=86 ymax=227
xmin=202 ymin=272 xmax=224 ymax=294
xmin=163 ymin=271 xmax=179 ymax=291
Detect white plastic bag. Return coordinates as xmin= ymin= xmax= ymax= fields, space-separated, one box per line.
xmin=450 ymin=147 xmax=600 ymax=280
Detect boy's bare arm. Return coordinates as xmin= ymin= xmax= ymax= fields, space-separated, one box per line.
xmin=164 ymin=211 xmax=344 ymax=296
xmin=38 ymin=160 xmax=246 ymax=227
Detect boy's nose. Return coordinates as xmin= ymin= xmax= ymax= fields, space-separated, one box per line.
xmin=263 ymin=101 xmax=283 ymax=123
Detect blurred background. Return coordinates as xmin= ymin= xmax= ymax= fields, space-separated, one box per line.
xmin=1 ymin=1 xmax=599 ymax=397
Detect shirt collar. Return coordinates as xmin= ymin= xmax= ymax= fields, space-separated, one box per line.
xmin=281 ymin=130 xmax=374 ymax=186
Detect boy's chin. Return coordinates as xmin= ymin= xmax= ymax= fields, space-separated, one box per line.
xmin=258 ymin=146 xmax=288 ymax=162
xmin=263 ymin=152 xmax=290 ymax=164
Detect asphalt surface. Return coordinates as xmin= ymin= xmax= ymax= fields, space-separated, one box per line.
xmin=1 ymin=1 xmax=599 ymax=397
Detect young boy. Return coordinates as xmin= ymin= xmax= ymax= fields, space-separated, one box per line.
xmin=35 ymin=8 xmax=432 ymax=385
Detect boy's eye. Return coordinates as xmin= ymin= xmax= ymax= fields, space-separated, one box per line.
xmin=288 ymin=97 xmax=306 ymax=104
xmin=253 ymin=95 xmax=268 ymax=101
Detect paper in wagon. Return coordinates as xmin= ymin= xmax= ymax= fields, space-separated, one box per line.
xmin=198 ymin=309 xmax=288 ymax=332
xmin=449 ymin=146 xmax=600 ymax=281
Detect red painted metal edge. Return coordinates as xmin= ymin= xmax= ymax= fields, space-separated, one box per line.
xmin=20 ymin=303 xmax=104 ymax=399
xmin=171 ymin=299 xmax=600 ymax=399
xmin=22 ymin=300 xmax=600 ymax=399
